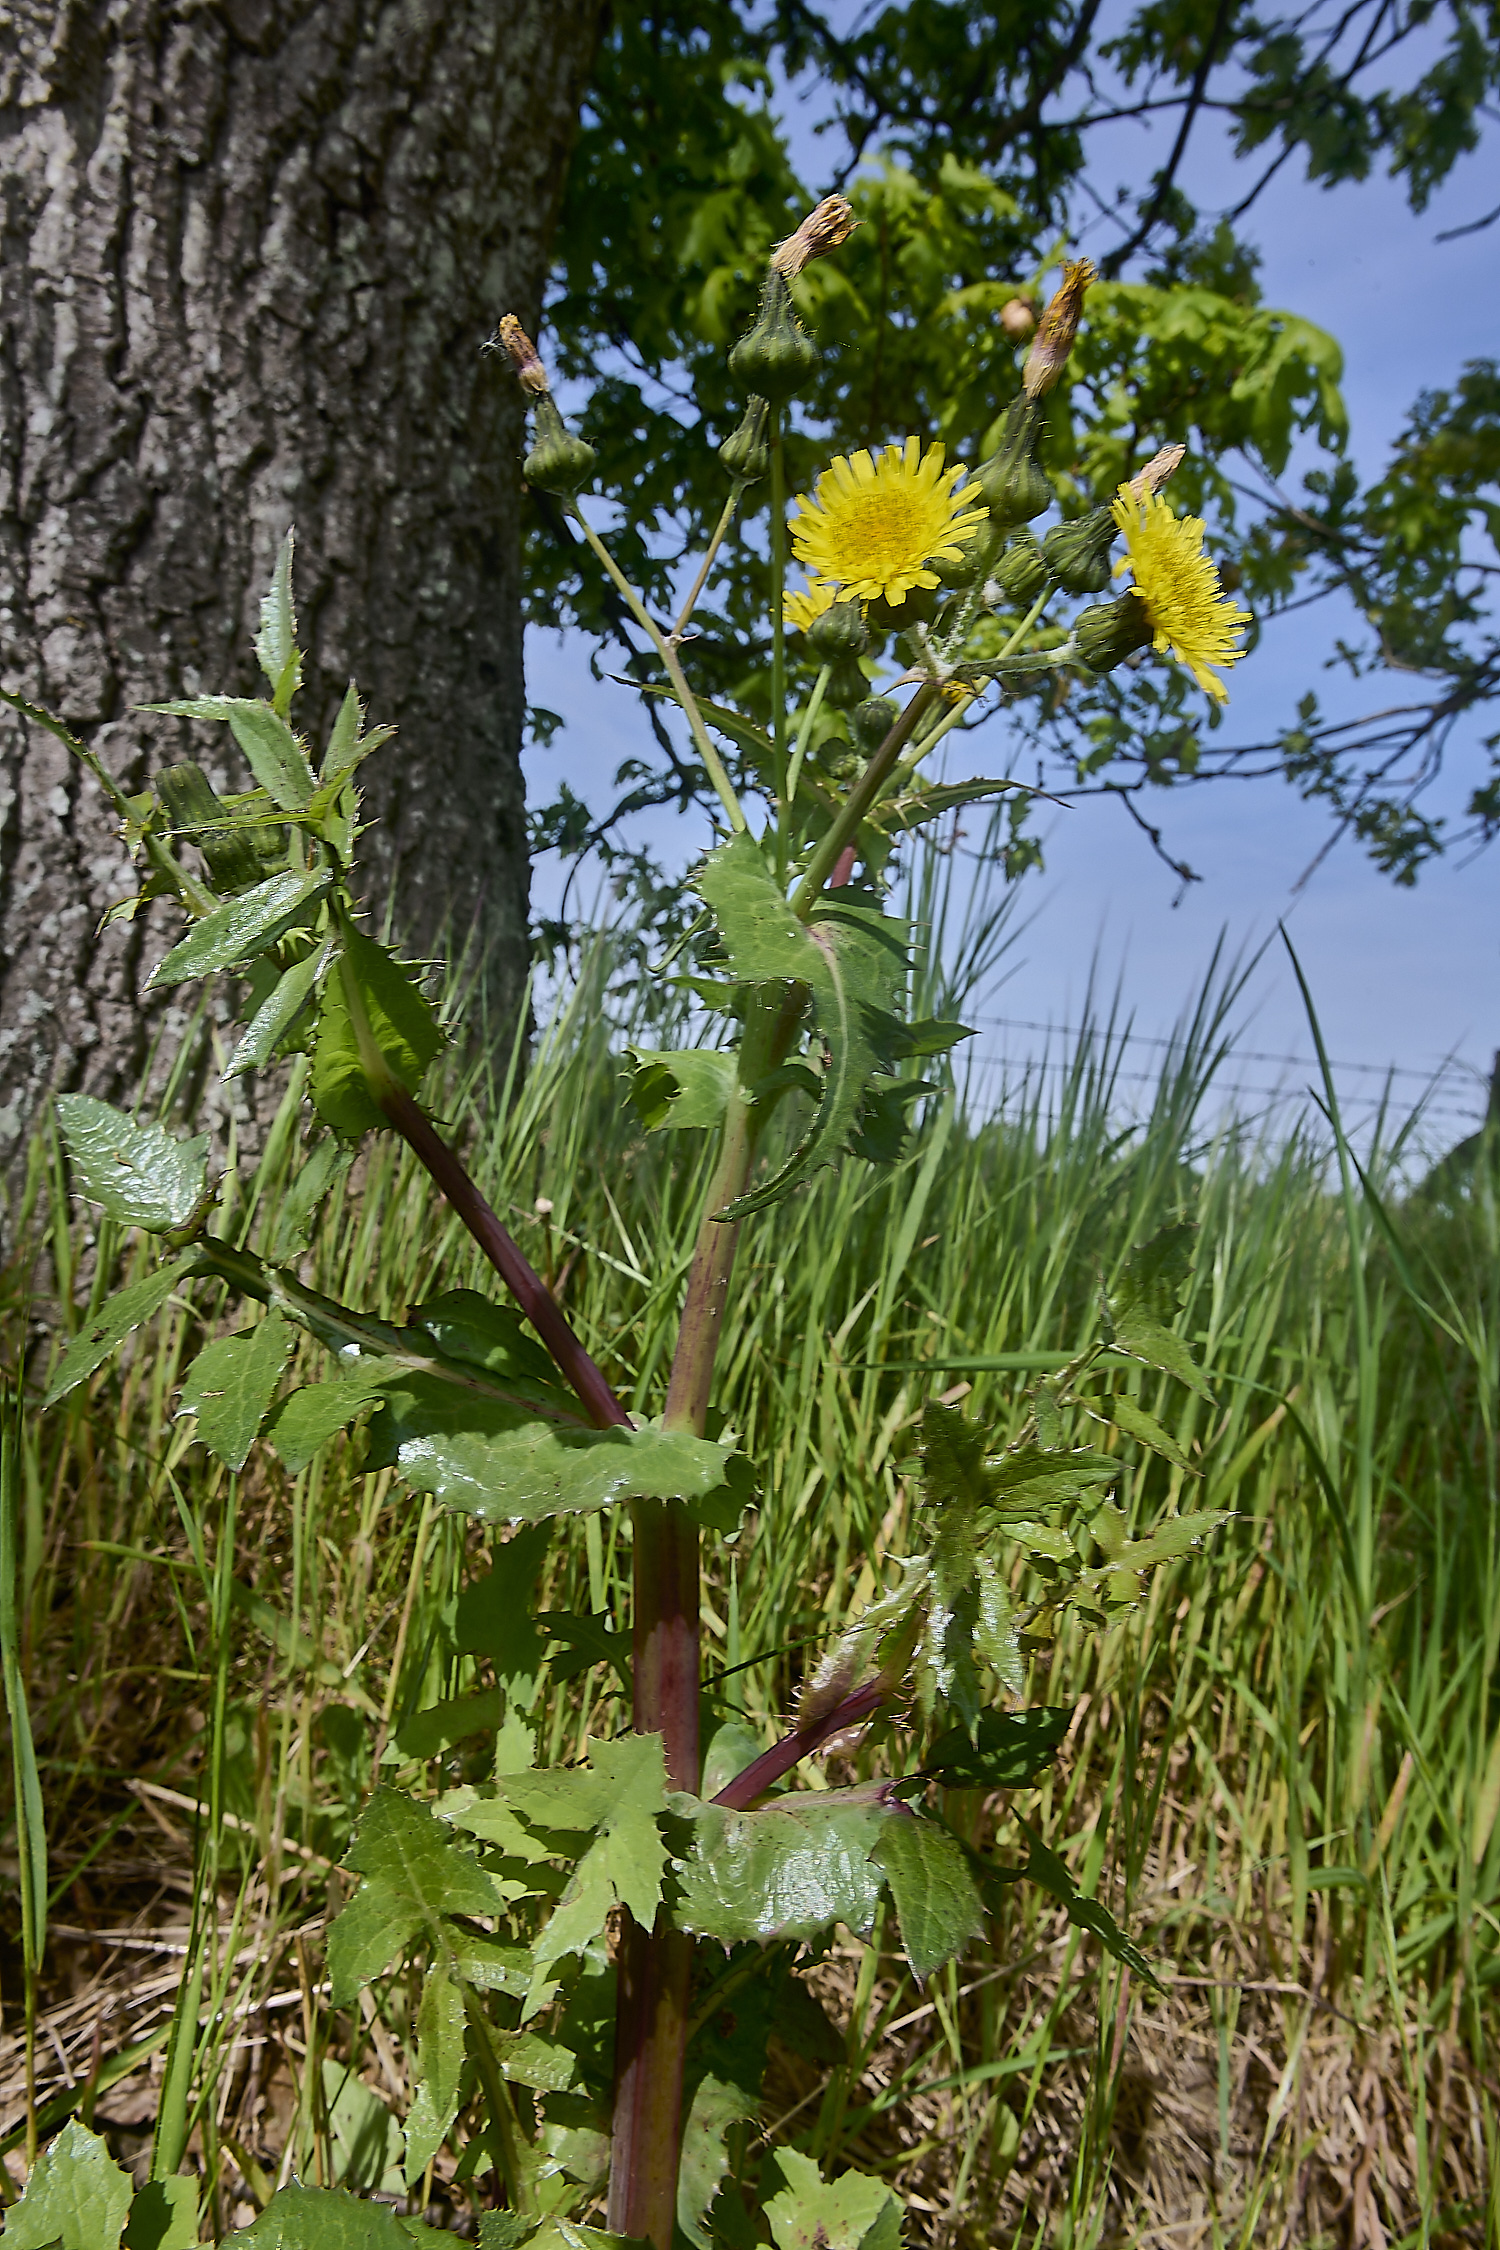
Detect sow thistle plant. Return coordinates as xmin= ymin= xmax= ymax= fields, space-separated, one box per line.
xmin=17 ymin=208 xmax=1239 ymax=2247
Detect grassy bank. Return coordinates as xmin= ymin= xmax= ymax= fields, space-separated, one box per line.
xmin=0 ymin=946 xmax=1495 ymax=2246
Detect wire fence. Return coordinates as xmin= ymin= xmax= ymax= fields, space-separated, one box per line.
xmin=962 ymin=1014 xmax=1493 ymax=1140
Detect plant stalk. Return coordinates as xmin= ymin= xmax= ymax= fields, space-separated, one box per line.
xmin=608 ymin=987 xmax=804 ymax=2250
xmin=790 ymin=683 xmax=938 ymax=918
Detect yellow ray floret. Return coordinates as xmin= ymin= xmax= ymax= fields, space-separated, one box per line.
xmin=790 ymin=438 xmax=988 ymax=608
xmin=1111 ymin=484 xmax=1252 ymax=704
xmin=783 ymin=577 xmax=844 ymax=632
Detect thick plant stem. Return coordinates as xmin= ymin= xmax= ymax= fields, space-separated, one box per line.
xmin=711 ymin=1679 xmax=887 ymax=1811
xmin=608 ymin=988 xmax=804 ymax=2250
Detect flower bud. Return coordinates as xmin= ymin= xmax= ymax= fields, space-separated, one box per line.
xmin=1042 ymin=506 xmax=1116 ymax=595
xmin=936 ymin=519 xmax=1003 ymax=589
xmin=771 ymin=195 xmax=858 ymax=280
xmin=851 ymin=697 xmax=898 ymax=751
xmin=807 ymin=597 xmax=868 ymax=662
xmin=719 ymin=397 xmax=771 ymax=484
xmin=999 ymin=296 xmax=1037 ymax=342
xmin=824 ymin=656 xmax=872 ymax=709
xmin=728 ymin=270 xmax=820 ymax=404
xmin=1023 ymin=257 xmax=1095 ymax=399
xmin=973 ymin=396 xmax=1052 ymax=529
xmin=523 ymin=394 xmax=596 ymax=497
xmin=991 ymin=531 xmax=1049 ymax=606
xmin=1074 ymin=592 xmax=1153 ymax=672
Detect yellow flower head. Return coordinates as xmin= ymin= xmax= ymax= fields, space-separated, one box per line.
xmin=783 ymin=577 xmax=844 ymax=632
xmin=789 ymin=438 xmax=988 ymax=609
xmin=1110 ymin=484 xmax=1252 ymax=704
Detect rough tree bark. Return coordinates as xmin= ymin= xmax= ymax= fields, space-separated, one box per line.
xmin=0 ymin=0 xmax=603 ymax=1183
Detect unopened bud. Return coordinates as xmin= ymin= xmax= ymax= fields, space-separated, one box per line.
xmin=807 ymin=597 xmax=867 ymax=663
xmin=973 ymin=395 xmax=1053 ymax=529
xmin=992 ymin=531 xmax=1050 ymax=606
xmin=494 ymin=314 xmax=550 ymax=397
xmin=523 ymin=394 xmax=596 ymax=497
xmin=719 ymin=397 xmax=771 ymax=484
xmin=1129 ymin=442 xmax=1186 ymax=500
xmin=999 ymin=296 xmax=1037 ymax=342
xmin=771 ymin=195 xmax=858 ymax=279
xmin=728 ymin=270 xmax=820 ymax=403
xmin=1075 ymin=591 xmax=1153 ymax=673
xmin=1023 ymin=257 xmax=1095 ymax=398
xmin=1042 ymin=506 xmax=1116 ymax=595
xmin=851 ymin=697 xmax=898 ymax=751
xmin=824 ymin=655 xmax=872 ymax=710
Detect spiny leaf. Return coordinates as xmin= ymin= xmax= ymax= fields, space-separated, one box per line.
xmin=254 ymin=530 xmax=302 ymax=711
xmin=921 ymin=1705 xmax=1073 ymax=1789
xmin=45 ymin=1255 xmax=196 ymax=1406
xmin=404 ymin=1961 xmax=466 ymax=2186
xmin=311 ymin=927 xmax=444 ymax=1138
xmin=225 ymin=944 xmax=329 ymax=1078
xmin=678 ymin=2074 xmax=759 ymax=2250
xmin=319 ymin=682 xmax=395 ymax=787
xmin=625 ymin=1047 xmax=737 ymax=1132
xmin=675 ymin=1791 xmax=888 ymax=1944
xmin=765 ymin=2149 xmax=902 ymax=2250
xmin=872 ymin=1811 xmax=985 ymax=1980
xmin=1110 ymin=1391 xmax=1195 ymax=1471
xmin=56 ymin=1095 xmax=209 ymax=1232
xmin=3 ymin=2119 xmax=132 ymax=2250
xmin=1109 ymin=1224 xmax=1212 ymax=1399
xmin=124 ymin=2176 xmax=199 ymax=2248
xmin=328 ymin=1787 xmax=505 ymax=2006
xmin=483 ymin=1736 xmax=670 ymax=1973
xmin=453 ymin=1524 xmax=550 ymax=1693
xmin=177 ymin=1309 xmax=292 ymax=1470
xmin=223 ymin=2181 xmax=443 ymax=2243
xmin=144 ymin=695 xmax=316 ymax=810
xmin=395 ymin=1687 xmax=506 ymax=1761
xmin=149 ymin=868 xmax=328 ymax=990
xmin=1014 ymin=1816 xmax=1158 ymax=1983
xmin=367 ymin=1386 xmax=747 ymax=1527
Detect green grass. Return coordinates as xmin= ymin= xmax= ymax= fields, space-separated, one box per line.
xmin=1 ymin=922 xmax=1495 ymax=2244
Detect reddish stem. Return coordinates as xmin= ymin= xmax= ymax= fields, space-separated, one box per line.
xmin=710 ymin=1679 xmax=887 ymax=1811
xmin=376 ymin=1082 xmax=630 ymax=1431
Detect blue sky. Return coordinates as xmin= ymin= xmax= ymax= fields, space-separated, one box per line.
xmin=525 ymin=16 xmax=1499 ymax=1149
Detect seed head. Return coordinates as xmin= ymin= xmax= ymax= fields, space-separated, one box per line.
xmin=771 ymin=195 xmax=859 ymax=279
xmin=1022 ymin=257 xmax=1096 ymax=398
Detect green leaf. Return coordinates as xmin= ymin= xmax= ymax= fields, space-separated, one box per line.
xmin=873 ymin=1811 xmax=985 ymax=1980
xmin=404 ymin=1961 xmax=466 ymax=2185
xmin=395 ymin=1687 xmax=506 ymax=1761
xmin=487 ymin=1736 xmax=670 ymax=1973
xmin=922 ymin=1706 xmax=1074 ymax=1790
xmin=178 ymin=1310 xmax=292 ymax=1470
xmin=225 ymin=944 xmax=329 ymax=1078
xmin=676 ymin=1792 xmax=888 ymax=1944
xmin=224 ymin=2182 xmax=441 ymax=2244
xmin=625 ymin=1047 xmax=737 ymax=1132
xmin=453 ymin=1525 xmax=550 ymax=1694
xmin=973 ymin=1556 xmax=1022 ymax=1696
xmin=678 ymin=2074 xmax=759 ymax=2250
xmin=1014 ymin=1817 xmax=1158 ymax=1983
xmin=765 ymin=2149 xmax=902 ymax=2250
xmin=496 ymin=2028 xmax=577 ymax=2092
xmin=1086 ymin=1508 xmax=1232 ymax=1593
xmin=1109 ymin=1225 xmax=1211 ymax=1400
xmin=149 ymin=869 xmax=328 ymax=990
xmin=145 ymin=695 xmax=315 ymax=810
xmin=328 ymin=1787 xmax=506 ymax=2006
xmin=124 ymin=2176 xmax=200 ymax=2250
xmin=311 ymin=927 xmax=444 ymax=1137
xmin=1110 ymin=1391 xmax=1194 ymax=1471
xmin=320 ymin=683 xmax=394 ymax=784
xmin=264 ymin=1366 xmax=392 ymax=1475
xmin=56 ymin=1096 xmax=209 ymax=1232
xmin=369 ymin=1385 xmax=744 ymax=1526
xmin=4 ymin=2120 xmax=133 ymax=2249
xmin=987 ymin=1444 xmax=1118 ymax=1506
xmin=692 ymin=834 xmax=911 ymax=1217
xmin=254 ymin=530 xmax=302 ymax=711
xmin=539 ymin=1610 xmax=633 ymax=1689
xmin=45 ymin=1255 xmax=195 ymax=1406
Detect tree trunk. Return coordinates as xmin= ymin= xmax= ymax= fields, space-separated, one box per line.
xmin=0 ymin=0 xmax=602 ymax=1182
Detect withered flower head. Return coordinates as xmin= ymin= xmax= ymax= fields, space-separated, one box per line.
xmin=771 ymin=194 xmax=859 ymax=279
xmin=493 ymin=313 xmax=550 ymax=396
xmin=1022 ymin=256 xmax=1096 ymax=398
xmin=1129 ymin=442 xmax=1186 ymax=499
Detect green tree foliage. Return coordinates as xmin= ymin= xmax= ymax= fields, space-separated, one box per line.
xmin=529 ymin=0 xmax=1499 ymax=893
